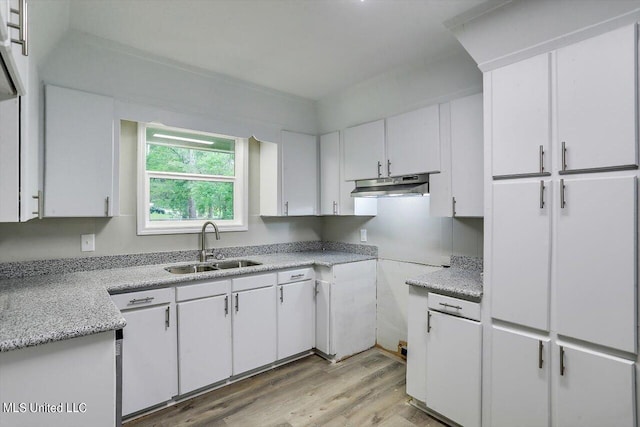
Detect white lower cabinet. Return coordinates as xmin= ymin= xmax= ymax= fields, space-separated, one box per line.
xmin=176 ymin=280 xmax=231 ymax=395
xmin=425 ymin=308 xmax=482 ymax=427
xmin=277 ymin=279 xmax=315 ymax=359
xmin=555 ymin=344 xmax=636 ymax=427
xmin=232 ymin=274 xmax=277 ymax=375
xmin=490 ymin=327 xmax=550 ymax=427
xmin=112 ymin=288 xmax=177 ymax=417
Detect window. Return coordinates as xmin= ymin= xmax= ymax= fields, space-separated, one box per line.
xmin=137 ymin=123 xmax=248 ymax=234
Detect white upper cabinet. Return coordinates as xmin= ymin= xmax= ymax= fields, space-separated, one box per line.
xmin=320 ymin=131 xmax=341 ymax=215
xmin=556 ymin=25 xmax=638 ymax=173
xmin=319 ymin=131 xmax=377 ymax=216
xmin=555 ymin=176 xmax=637 ymax=353
xmin=450 ymin=93 xmax=483 ymax=217
xmin=281 ymin=130 xmax=318 ymax=216
xmin=430 ymin=94 xmax=484 ymax=217
xmin=44 ymin=85 xmax=117 ymax=217
xmin=343 ymin=119 xmax=385 ymax=181
xmin=386 ymin=105 xmax=440 ymax=176
xmin=492 ymin=180 xmax=551 ymax=331
xmin=492 ymin=53 xmax=550 ymax=177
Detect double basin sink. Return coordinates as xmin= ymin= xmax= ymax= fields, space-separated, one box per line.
xmin=165 ymin=260 xmax=262 ymax=274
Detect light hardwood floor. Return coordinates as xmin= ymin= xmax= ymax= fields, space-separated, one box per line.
xmin=125 ymin=348 xmax=445 ymax=427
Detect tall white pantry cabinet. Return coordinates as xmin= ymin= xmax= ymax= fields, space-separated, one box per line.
xmin=484 ymin=24 xmax=639 ymax=427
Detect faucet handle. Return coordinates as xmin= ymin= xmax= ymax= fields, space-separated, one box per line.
xmin=214 ymin=252 xmax=225 ymax=260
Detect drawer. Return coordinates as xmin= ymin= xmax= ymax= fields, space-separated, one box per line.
xmin=428 ymin=293 xmax=480 ymax=321
xmin=176 ymin=279 xmax=230 ymax=302
xmin=277 ymin=267 xmax=314 ymax=284
xmin=232 ymin=272 xmax=277 ymax=292
xmin=111 ymin=287 xmax=174 ymax=311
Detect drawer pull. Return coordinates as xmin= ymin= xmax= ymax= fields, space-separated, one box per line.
xmin=290 ymin=273 xmax=305 ymax=280
xmin=439 ymin=302 xmax=462 ymax=310
xmin=129 ymin=297 xmax=154 ymax=305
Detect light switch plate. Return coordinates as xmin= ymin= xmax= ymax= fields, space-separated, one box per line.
xmin=360 ymin=229 xmax=367 ymax=242
xmin=81 ymin=234 xmax=95 ymax=252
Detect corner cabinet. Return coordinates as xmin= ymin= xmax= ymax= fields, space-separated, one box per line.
xmin=44 ymin=85 xmax=118 ymax=217
xmin=430 ymin=93 xmax=484 ymax=217
xmin=319 ymin=131 xmax=377 ymax=216
xmin=259 ymin=131 xmax=318 ymax=216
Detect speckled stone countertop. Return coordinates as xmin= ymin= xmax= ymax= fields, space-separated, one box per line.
xmin=405 ymin=255 xmax=483 ymax=302
xmin=0 ymin=251 xmax=375 ymax=352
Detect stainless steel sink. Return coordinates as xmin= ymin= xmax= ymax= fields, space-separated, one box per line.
xmin=164 ymin=260 xmax=262 ymax=274
xmin=213 ymin=260 xmax=262 ymax=269
xmin=165 ymin=264 xmax=219 ymax=274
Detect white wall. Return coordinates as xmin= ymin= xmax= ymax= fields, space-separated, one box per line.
xmin=318 ymin=50 xmax=484 ymax=351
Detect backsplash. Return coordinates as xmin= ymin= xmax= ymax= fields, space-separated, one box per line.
xmin=0 ymin=241 xmax=377 ymax=280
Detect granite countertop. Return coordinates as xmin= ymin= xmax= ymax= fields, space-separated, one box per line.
xmin=405 ymin=255 xmax=483 ymax=303
xmin=0 ymin=250 xmax=375 ymax=353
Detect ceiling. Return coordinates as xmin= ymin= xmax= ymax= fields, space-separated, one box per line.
xmin=68 ymin=0 xmax=488 ymax=100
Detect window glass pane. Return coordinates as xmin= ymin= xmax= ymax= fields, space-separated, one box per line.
xmin=146 ymin=127 xmax=235 ymax=176
xmin=149 ymin=178 xmax=234 ymax=221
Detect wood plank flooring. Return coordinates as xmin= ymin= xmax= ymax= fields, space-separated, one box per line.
xmin=125 ymin=349 xmax=445 ymax=427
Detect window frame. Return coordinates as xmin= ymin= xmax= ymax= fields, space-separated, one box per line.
xmin=136 ymin=122 xmax=248 ymax=235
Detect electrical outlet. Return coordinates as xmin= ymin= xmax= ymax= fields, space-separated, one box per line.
xmin=360 ymin=229 xmax=367 ymax=242
xmin=81 ymin=234 xmax=95 ymax=252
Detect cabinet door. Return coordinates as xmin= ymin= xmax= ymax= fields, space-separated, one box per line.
xmin=277 ymin=280 xmax=315 ymax=359
xmin=0 ymin=97 xmax=19 ymax=221
xmin=556 ymin=176 xmax=637 ymax=352
xmin=343 ymin=120 xmax=385 ymax=181
xmin=492 ymin=180 xmax=551 ymax=330
xmin=177 ymin=295 xmax=231 ymax=395
xmin=426 ymin=310 xmax=481 ymax=427
xmin=429 ymin=102 xmax=453 ymax=217
xmin=386 ymin=105 xmax=440 ymax=176
xmin=490 ymin=327 xmax=550 ymax=427
xmin=491 ymin=53 xmax=550 ymax=177
xmin=232 ymin=286 xmax=277 ymax=375
xmin=315 ymin=280 xmax=331 ymax=355
xmin=406 ymin=286 xmax=429 ymax=402
xmin=121 ymin=304 xmax=177 ymax=416
xmin=451 ymin=93 xmax=483 ymax=216
xmin=44 ymin=85 xmax=115 ymax=217
xmin=556 ymin=344 xmax=635 ymax=427
xmin=320 ymin=132 xmax=340 ymax=215
xmin=281 ymin=130 xmax=317 ymax=216
xmin=557 ymin=25 xmax=638 ymax=172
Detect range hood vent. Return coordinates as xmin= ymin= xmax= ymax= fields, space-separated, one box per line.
xmin=351 ymin=173 xmax=429 ymax=198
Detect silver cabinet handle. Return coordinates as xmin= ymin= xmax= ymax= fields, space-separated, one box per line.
xmin=291 ymin=273 xmax=305 ymax=280
xmin=538 ymin=340 xmax=544 ymax=369
xmin=452 ymin=197 xmax=457 ymax=217
xmin=32 ymin=190 xmax=42 ymax=219
xmin=539 ymin=145 xmax=545 ymax=173
xmin=165 ymin=306 xmax=170 ymax=328
xmin=128 ymin=297 xmax=154 ymax=305
xmin=333 ymin=201 xmax=338 ymax=215
xmin=235 ymin=293 xmax=239 ymax=312
xmin=105 ymin=196 xmax=110 ymax=217
xmin=427 ymin=311 xmax=432 ymax=333
xmin=561 ymin=141 xmax=567 ymax=171
xmin=539 ymin=181 xmax=545 ymax=209
xmin=560 ymin=346 xmax=565 ymax=376
xmin=560 ymin=179 xmax=566 ymax=209
xmin=439 ymin=302 xmax=462 ymax=310
xmin=284 ymin=201 xmax=288 ymax=216
xmin=387 ymin=159 xmax=392 ymax=176
xmin=377 ymin=161 xmax=382 ymax=178
xmin=224 ymin=295 xmax=229 ymax=315
xmin=8 ymin=0 xmax=28 ymax=56
xmin=280 ymin=286 xmax=284 ymax=303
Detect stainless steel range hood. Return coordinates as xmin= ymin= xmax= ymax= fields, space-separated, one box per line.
xmin=351 ymin=173 xmax=429 ymax=198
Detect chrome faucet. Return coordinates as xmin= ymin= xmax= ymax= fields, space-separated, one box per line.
xmin=199 ymin=221 xmax=220 ymax=262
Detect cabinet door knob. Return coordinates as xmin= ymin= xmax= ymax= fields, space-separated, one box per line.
xmin=561 ymin=141 xmax=568 ymax=171
xmin=427 ymin=311 xmax=432 ymax=333
xmin=165 ymin=306 xmax=170 ymax=328
xmin=235 ymin=293 xmax=239 ymax=312
xmin=387 ymin=159 xmax=392 ymax=176
xmin=560 ymin=179 xmax=566 ymax=209
xmin=539 ymin=181 xmax=545 ymax=209
xmin=224 ymin=295 xmax=229 ymax=315
xmin=560 ymin=345 xmax=565 ymax=376
xmin=377 ymin=161 xmax=382 ymax=178
xmin=538 ymin=340 xmax=544 ymax=369
xmin=539 ymin=145 xmax=545 ymax=173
